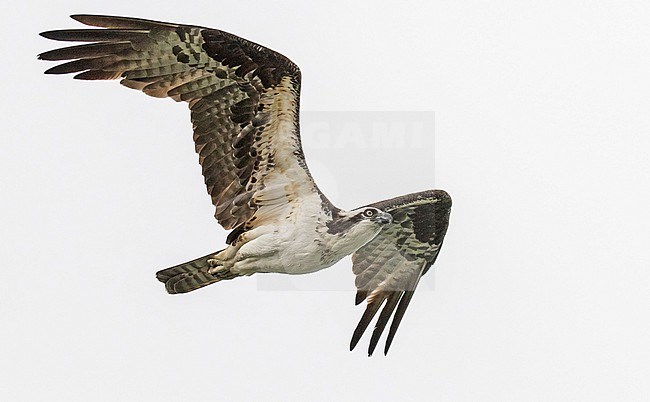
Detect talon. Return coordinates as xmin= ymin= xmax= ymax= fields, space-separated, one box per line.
xmin=208 ymin=262 xmax=228 ymax=275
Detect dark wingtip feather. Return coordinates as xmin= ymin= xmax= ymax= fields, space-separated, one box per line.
xmin=42 ymin=57 xmax=111 ymax=75
xmin=39 ymin=29 xmax=90 ymax=41
xmin=71 ymin=14 xmax=135 ymax=28
xmin=40 ymin=30 xmax=66 ymax=40
xmin=384 ymin=290 xmax=418 ymax=355
xmin=367 ymin=292 xmax=402 ymax=356
xmin=355 ymin=290 xmax=367 ymax=306
xmin=73 ymin=70 xmax=123 ymax=80
xmin=70 ymin=14 xmax=94 ymax=23
xmin=349 ymin=329 xmax=361 ymax=351
xmin=70 ymin=14 xmax=178 ymax=29
xmin=37 ymin=50 xmax=59 ymax=61
xmin=38 ymin=42 xmax=133 ymax=61
xmin=38 ymin=29 xmax=148 ymax=43
xmin=43 ymin=61 xmax=84 ymax=74
xmin=350 ymin=298 xmax=384 ymax=352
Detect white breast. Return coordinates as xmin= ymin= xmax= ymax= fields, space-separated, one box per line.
xmin=271 ymin=192 xmax=332 ymax=274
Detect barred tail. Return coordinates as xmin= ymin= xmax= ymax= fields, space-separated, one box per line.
xmin=156 ymin=251 xmax=225 ymax=294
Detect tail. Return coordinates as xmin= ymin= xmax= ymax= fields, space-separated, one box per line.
xmin=156 ymin=251 xmax=231 ymax=294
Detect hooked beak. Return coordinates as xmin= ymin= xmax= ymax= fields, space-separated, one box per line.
xmin=374 ymin=212 xmax=393 ymax=224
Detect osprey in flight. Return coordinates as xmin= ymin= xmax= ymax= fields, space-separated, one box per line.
xmin=39 ymin=15 xmax=452 ymax=356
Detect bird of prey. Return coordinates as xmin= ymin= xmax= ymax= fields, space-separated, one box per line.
xmin=39 ymin=15 xmax=452 ymax=356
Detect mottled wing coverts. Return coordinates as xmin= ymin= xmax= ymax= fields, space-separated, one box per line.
xmin=39 ymin=15 xmax=311 ymax=231
xmin=350 ymin=190 xmax=452 ymax=355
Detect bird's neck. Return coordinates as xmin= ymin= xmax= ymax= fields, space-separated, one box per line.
xmin=326 ymin=216 xmax=381 ymax=258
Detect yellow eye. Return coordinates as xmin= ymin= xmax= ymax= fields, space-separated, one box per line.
xmin=363 ymin=209 xmax=376 ymax=218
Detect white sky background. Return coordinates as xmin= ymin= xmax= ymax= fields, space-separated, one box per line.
xmin=2 ymin=1 xmax=650 ymax=401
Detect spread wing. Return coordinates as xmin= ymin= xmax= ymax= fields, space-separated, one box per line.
xmin=39 ymin=15 xmax=329 ymax=235
xmin=350 ymin=190 xmax=452 ymax=356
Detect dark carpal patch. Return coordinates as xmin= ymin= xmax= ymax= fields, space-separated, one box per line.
xmin=201 ymin=29 xmax=301 ymax=88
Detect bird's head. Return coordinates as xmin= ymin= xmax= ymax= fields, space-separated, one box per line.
xmin=355 ymin=207 xmax=393 ymax=225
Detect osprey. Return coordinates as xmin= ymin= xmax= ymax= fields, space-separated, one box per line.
xmin=39 ymin=15 xmax=452 ymax=356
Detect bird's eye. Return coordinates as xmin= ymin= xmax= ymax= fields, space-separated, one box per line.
xmin=363 ymin=209 xmax=376 ymax=218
